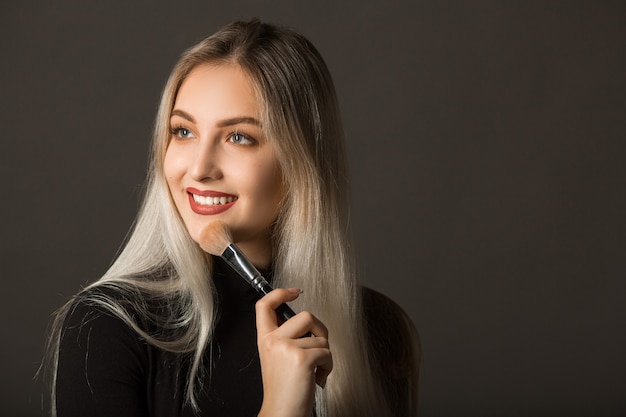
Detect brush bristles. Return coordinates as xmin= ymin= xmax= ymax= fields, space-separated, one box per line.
xmin=199 ymin=221 xmax=233 ymax=255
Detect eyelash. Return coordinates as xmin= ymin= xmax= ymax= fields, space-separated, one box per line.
xmin=228 ymin=130 xmax=256 ymax=146
xmin=169 ymin=125 xmax=257 ymax=146
xmin=169 ymin=125 xmax=194 ymax=139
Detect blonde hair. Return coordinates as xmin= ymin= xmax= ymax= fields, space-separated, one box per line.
xmin=44 ymin=19 xmax=391 ymax=417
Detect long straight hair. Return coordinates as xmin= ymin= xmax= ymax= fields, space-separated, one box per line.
xmin=44 ymin=19 xmax=390 ymax=417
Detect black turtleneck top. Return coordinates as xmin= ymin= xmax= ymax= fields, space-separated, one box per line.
xmin=56 ymin=257 xmax=266 ymax=416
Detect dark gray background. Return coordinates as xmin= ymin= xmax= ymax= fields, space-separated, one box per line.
xmin=2 ymin=1 xmax=624 ymax=416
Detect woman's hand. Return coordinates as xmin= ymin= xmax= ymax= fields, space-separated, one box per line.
xmin=256 ymin=288 xmax=333 ymax=417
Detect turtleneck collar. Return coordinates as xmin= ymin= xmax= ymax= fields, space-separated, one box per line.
xmin=211 ymin=255 xmax=273 ymax=312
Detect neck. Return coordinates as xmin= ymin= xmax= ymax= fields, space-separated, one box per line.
xmin=234 ymin=240 xmax=272 ymax=270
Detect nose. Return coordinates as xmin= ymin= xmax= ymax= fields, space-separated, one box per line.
xmin=189 ymin=139 xmax=223 ymax=181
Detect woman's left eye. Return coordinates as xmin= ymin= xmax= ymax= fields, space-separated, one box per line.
xmin=228 ymin=132 xmax=255 ymax=145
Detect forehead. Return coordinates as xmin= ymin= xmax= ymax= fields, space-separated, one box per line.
xmin=174 ymin=64 xmax=261 ymax=119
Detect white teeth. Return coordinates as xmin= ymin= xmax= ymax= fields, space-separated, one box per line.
xmin=192 ymin=194 xmax=236 ymax=206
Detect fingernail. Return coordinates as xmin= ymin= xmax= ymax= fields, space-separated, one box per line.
xmin=287 ymin=288 xmax=303 ymax=294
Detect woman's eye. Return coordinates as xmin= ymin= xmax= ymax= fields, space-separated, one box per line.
xmin=170 ymin=127 xmax=195 ymax=139
xmin=229 ymin=132 xmax=254 ymax=145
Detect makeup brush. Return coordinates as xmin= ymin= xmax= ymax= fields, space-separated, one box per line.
xmin=200 ymin=221 xmax=298 ymax=322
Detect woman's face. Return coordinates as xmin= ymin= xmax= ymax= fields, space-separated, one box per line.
xmin=164 ymin=64 xmax=283 ymax=267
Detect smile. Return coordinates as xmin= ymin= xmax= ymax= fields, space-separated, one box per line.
xmin=191 ymin=194 xmax=238 ymax=206
xmin=187 ymin=189 xmax=238 ymax=215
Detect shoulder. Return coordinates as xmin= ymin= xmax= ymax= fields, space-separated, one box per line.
xmin=59 ymin=284 xmax=148 ymax=360
xmin=56 ymin=285 xmax=152 ymax=394
xmin=62 ymin=283 xmax=141 ymax=330
xmin=55 ymin=285 xmax=155 ymax=415
xmin=361 ymin=286 xmax=420 ymax=415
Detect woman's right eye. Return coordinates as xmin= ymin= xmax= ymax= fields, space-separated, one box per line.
xmin=170 ymin=126 xmax=195 ymax=139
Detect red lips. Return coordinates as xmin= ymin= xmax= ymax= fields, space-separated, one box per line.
xmin=186 ymin=188 xmax=238 ymax=215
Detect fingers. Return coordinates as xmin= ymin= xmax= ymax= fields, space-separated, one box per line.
xmin=279 ymin=311 xmax=328 ymax=339
xmin=313 ymin=348 xmax=333 ymax=388
xmin=256 ymin=290 xmax=329 ymax=338
xmin=295 ymin=339 xmax=333 ymax=388
xmin=255 ymin=288 xmax=333 ymax=389
xmin=255 ymin=288 xmax=303 ymax=335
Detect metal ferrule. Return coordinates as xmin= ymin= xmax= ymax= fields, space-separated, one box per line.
xmin=220 ymin=243 xmax=298 ymax=322
xmin=222 ymin=244 xmax=271 ymax=295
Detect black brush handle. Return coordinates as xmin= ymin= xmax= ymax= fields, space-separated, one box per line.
xmin=252 ymin=278 xmax=298 ymax=321
xmin=222 ymin=245 xmax=305 ymax=327
xmin=254 ymin=278 xmax=310 ymax=336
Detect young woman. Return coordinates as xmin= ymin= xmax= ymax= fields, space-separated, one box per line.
xmin=44 ymin=19 xmax=419 ymax=417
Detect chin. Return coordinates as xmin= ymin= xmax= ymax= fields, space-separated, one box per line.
xmin=184 ymin=222 xmax=205 ymax=246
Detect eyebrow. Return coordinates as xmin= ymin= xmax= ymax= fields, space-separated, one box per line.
xmin=170 ymin=109 xmax=261 ymax=127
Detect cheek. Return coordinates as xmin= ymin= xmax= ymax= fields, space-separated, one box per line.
xmin=162 ymin=150 xmax=191 ymax=221
xmin=269 ymin=168 xmax=285 ymax=204
xmin=163 ymin=148 xmax=182 ymax=187
xmin=252 ymin=159 xmax=280 ymax=190
xmin=237 ymin=160 xmax=283 ymax=211
xmin=257 ymin=164 xmax=284 ymax=210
